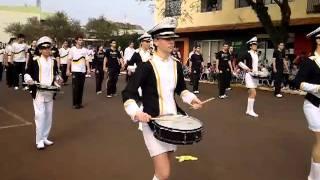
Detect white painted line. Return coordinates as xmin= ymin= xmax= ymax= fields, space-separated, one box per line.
xmin=0 ymin=106 xmax=32 ymax=126
xmin=0 ymin=123 xmax=31 ymax=130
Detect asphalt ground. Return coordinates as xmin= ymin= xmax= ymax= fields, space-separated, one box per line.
xmin=0 ymin=74 xmax=313 ymax=180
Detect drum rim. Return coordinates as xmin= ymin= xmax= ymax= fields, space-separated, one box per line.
xmin=151 ymin=120 xmax=203 ymax=133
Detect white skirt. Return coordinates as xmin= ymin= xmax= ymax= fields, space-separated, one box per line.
xmin=141 ymin=123 xmax=177 ymax=157
xmin=245 ymin=73 xmax=258 ymax=89
xmin=304 ymin=100 xmax=320 ymax=132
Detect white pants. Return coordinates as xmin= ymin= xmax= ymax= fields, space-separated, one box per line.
xmin=304 ymin=100 xmax=320 ymax=132
xmin=142 ymin=123 xmax=177 ymax=157
xmin=33 ymin=99 xmax=53 ymax=144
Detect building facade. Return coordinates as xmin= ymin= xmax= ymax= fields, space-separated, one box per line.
xmin=0 ymin=5 xmax=50 ymax=43
xmin=155 ymin=0 xmax=320 ymax=65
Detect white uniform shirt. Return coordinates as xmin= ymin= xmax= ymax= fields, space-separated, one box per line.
xmin=37 ymin=56 xmax=55 ymax=102
xmin=59 ymin=47 xmax=70 ymax=65
xmin=139 ymin=49 xmax=152 ymax=63
xmin=11 ymin=42 xmax=28 ymax=62
xmin=69 ymin=46 xmax=88 ymax=73
xmin=124 ymin=47 xmax=135 ymax=63
xmin=249 ymin=50 xmax=259 ymax=73
xmin=151 ymin=55 xmax=177 ymax=115
xmin=87 ymin=49 xmax=94 ymax=63
xmin=0 ymin=48 xmax=4 ymax=62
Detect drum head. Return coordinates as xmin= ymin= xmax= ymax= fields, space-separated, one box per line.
xmin=155 ymin=115 xmax=202 ymax=131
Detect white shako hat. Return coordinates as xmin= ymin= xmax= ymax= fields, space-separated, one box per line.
xmin=147 ymin=17 xmax=179 ymax=39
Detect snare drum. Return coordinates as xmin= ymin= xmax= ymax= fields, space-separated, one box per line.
xmin=36 ymin=84 xmax=60 ymax=92
xmin=149 ymin=115 xmax=203 ymax=145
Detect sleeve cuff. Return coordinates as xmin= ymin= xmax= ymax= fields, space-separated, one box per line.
xmin=300 ymin=82 xmax=320 ymax=94
xmin=124 ymin=99 xmax=141 ymax=122
xmin=238 ymin=62 xmax=249 ymax=70
xmin=180 ymin=90 xmax=197 ymax=104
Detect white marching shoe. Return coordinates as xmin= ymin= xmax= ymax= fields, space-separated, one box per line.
xmin=246 ymin=111 xmax=259 ymax=117
xmin=36 ymin=141 xmax=45 ymax=150
xmin=43 ymin=139 xmax=54 ymax=146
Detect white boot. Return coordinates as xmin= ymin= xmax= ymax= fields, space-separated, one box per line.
xmin=246 ymin=98 xmax=259 ymax=117
xmin=152 ymin=175 xmax=159 ymax=180
xmin=309 ymin=160 xmax=320 ymax=180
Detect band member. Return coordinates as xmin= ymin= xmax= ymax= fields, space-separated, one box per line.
xmin=24 ymin=36 xmax=62 ymax=150
xmin=294 ymin=27 xmax=320 ymax=180
xmin=59 ymin=40 xmax=70 ymax=84
xmin=127 ymin=33 xmax=152 ymax=80
xmin=237 ymin=37 xmax=259 ymax=117
xmin=272 ymin=42 xmax=287 ymax=98
xmin=124 ymin=42 xmax=136 ymax=65
xmin=4 ymin=38 xmax=15 ymax=88
xmin=51 ymin=40 xmax=60 ymax=64
xmin=104 ymin=39 xmax=124 ymax=98
xmin=122 ymin=17 xmax=203 ymax=180
xmin=67 ymin=36 xmax=91 ymax=109
xmin=0 ymin=42 xmax=4 ymax=82
xmin=86 ymin=45 xmax=94 ymax=77
xmin=189 ymin=45 xmax=204 ymax=94
xmin=216 ymin=42 xmax=233 ymax=99
xmin=11 ymin=34 xmax=28 ymax=90
xmin=27 ymin=40 xmax=37 ymax=62
xmin=94 ymin=46 xmax=106 ymax=94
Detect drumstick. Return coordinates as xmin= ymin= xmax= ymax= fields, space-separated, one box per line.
xmin=189 ymin=97 xmax=215 ymax=109
xmin=151 ymin=115 xmax=184 ymax=121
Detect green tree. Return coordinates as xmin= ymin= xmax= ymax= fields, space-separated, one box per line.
xmin=246 ymin=0 xmax=291 ymax=46
xmin=86 ymin=16 xmax=117 ymax=40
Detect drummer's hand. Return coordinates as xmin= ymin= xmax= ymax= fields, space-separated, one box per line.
xmin=26 ymin=79 xmax=34 ymax=85
xmin=66 ymin=70 xmax=71 ymax=77
xmin=191 ymin=97 xmax=203 ymax=109
xmin=134 ymin=111 xmax=151 ymax=123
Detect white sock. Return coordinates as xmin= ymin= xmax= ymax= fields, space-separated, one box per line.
xmin=249 ymin=98 xmax=255 ymax=113
xmin=247 ymin=98 xmax=254 ymax=113
xmin=309 ymin=160 xmax=320 ymax=180
xmin=152 ymin=175 xmax=159 ymax=180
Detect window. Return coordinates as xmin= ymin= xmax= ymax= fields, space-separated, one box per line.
xmin=307 ymin=0 xmax=320 ymax=13
xmin=165 ymin=0 xmax=181 ymax=17
xmin=235 ymin=0 xmax=249 ymax=8
xmin=201 ymin=0 xmax=222 ymax=12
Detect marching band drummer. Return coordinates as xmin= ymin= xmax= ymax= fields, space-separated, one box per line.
xmin=127 ymin=32 xmax=152 ymax=80
xmin=294 ymin=27 xmax=320 ymax=180
xmin=24 ymin=36 xmax=62 ymax=150
xmin=122 ymin=17 xmax=203 ymax=180
xmin=237 ymin=36 xmax=260 ymax=117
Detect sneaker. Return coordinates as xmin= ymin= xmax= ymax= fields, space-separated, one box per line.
xmin=218 ymin=95 xmax=226 ymax=99
xmin=112 ymin=93 xmax=118 ymax=96
xmin=275 ymin=94 xmax=283 ymax=98
xmin=246 ymin=111 xmax=259 ymax=117
xmin=23 ymin=86 xmax=29 ymax=91
xmin=96 ymin=91 xmax=102 ymax=95
xmin=14 ymin=86 xmax=19 ymax=90
xmin=193 ymin=91 xmax=199 ymax=94
xmin=85 ymin=74 xmax=91 ymax=78
xmin=36 ymin=141 xmax=45 ymax=150
xmin=107 ymin=95 xmax=112 ymax=98
xmin=43 ymin=139 xmax=54 ymax=146
xmin=226 ymin=88 xmax=232 ymax=91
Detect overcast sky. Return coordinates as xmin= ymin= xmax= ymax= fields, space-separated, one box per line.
xmin=0 ymin=0 xmax=155 ymax=30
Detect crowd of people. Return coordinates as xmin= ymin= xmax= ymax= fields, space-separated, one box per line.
xmin=180 ymin=41 xmax=308 ymax=98
xmin=0 ymin=17 xmax=319 ymax=180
